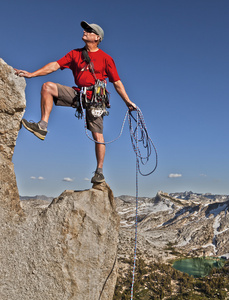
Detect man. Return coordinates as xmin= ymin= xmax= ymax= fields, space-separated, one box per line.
xmin=15 ymin=21 xmax=136 ymax=184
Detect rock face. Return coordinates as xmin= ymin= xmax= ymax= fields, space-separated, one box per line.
xmin=0 ymin=59 xmax=120 ymax=300
xmin=0 ymin=58 xmax=26 ymax=161
xmin=0 ymin=58 xmax=26 ymax=219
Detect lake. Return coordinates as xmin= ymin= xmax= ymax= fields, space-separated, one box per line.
xmin=173 ymin=258 xmax=224 ymax=278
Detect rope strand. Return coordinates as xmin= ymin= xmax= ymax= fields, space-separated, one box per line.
xmin=130 ymin=110 xmax=139 ymax=300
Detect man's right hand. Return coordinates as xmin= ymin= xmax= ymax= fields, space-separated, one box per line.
xmin=14 ymin=69 xmax=33 ymax=78
xmin=14 ymin=62 xmax=60 ymax=78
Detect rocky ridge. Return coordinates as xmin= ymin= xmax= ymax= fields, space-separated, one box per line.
xmin=0 ymin=58 xmax=120 ymax=300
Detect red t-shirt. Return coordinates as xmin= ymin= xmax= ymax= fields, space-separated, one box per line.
xmin=57 ymin=48 xmax=120 ymax=87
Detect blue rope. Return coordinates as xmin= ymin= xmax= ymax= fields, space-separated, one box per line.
xmin=128 ymin=108 xmax=158 ymax=300
xmin=79 ymin=90 xmax=158 ymax=299
xmin=130 ymin=110 xmax=139 ymax=300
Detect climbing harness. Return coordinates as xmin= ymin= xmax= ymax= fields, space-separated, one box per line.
xmin=75 ymin=48 xmax=110 ymax=119
xmin=75 ymin=81 xmax=110 ymax=119
xmin=78 ymin=90 xmax=158 ymax=299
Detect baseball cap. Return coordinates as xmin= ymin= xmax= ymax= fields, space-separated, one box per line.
xmin=81 ymin=21 xmax=104 ymax=41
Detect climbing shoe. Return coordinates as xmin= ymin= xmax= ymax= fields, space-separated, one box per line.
xmin=21 ymin=119 xmax=47 ymax=140
xmin=91 ymin=172 xmax=105 ymax=184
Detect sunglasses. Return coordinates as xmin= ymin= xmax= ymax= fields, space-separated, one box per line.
xmin=84 ymin=27 xmax=98 ymax=35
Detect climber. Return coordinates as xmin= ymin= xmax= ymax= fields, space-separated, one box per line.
xmin=14 ymin=21 xmax=136 ymax=184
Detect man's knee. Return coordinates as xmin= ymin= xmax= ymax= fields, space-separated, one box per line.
xmin=41 ymin=82 xmax=58 ymax=97
xmin=92 ymin=132 xmax=104 ymax=143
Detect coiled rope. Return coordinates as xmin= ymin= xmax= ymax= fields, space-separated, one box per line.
xmin=79 ymin=89 xmax=158 ymax=299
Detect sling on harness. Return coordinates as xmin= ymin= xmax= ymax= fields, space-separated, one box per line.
xmin=75 ymin=48 xmax=110 ymax=119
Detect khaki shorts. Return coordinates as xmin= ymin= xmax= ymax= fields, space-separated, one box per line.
xmin=54 ymin=83 xmax=103 ymax=134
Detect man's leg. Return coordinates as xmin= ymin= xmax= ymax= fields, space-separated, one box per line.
xmin=91 ymin=132 xmax=106 ymax=183
xmin=92 ymin=132 xmax=105 ymax=169
xmin=40 ymin=82 xmax=58 ymax=123
xmin=22 ymin=82 xmax=58 ymax=140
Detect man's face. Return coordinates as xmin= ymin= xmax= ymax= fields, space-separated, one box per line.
xmin=82 ymin=28 xmax=100 ymax=44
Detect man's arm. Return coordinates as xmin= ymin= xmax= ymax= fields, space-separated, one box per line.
xmin=14 ymin=61 xmax=60 ymax=78
xmin=113 ymin=80 xmax=136 ymax=110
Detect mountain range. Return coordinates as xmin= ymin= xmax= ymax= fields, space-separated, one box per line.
xmin=115 ymin=190 xmax=229 ymax=269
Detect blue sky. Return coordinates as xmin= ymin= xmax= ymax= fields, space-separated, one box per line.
xmin=1 ymin=0 xmax=229 ymax=197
